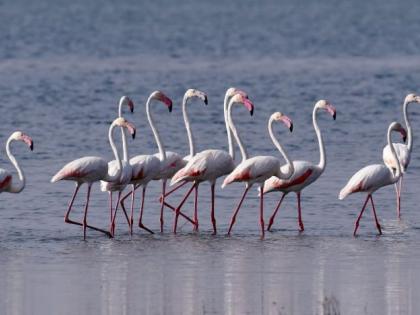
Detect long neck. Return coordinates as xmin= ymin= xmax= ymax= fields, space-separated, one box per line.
xmin=146 ymin=95 xmax=166 ymax=161
xmin=313 ymin=107 xmax=326 ymax=170
xmin=105 ymin=123 xmax=123 ymax=182
xmin=118 ymin=102 xmax=129 ymax=161
xmin=227 ymin=100 xmax=248 ymax=162
xmin=183 ymin=95 xmax=195 ymax=157
xmin=403 ymin=100 xmax=413 ymax=151
xmin=6 ymin=138 xmax=25 ymax=193
xmin=268 ymin=118 xmax=294 ymax=179
xmin=224 ymin=93 xmax=235 ymax=159
xmin=388 ymin=127 xmax=402 ymax=180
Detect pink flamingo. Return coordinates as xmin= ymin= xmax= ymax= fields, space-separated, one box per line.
xmin=51 ymin=117 xmax=136 ymax=239
xmin=100 ymin=96 xmax=135 ymax=235
xmin=223 ymin=112 xmax=294 ymax=238
xmin=171 ymin=92 xmax=253 ymax=234
xmin=262 ymin=100 xmax=336 ymax=232
xmin=118 ymin=91 xmax=192 ymax=235
xmin=339 ymin=122 xmax=406 ymax=236
xmin=0 ymin=132 xmax=33 ymax=194
xmin=382 ymin=93 xmax=420 ymax=218
xmin=157 ymin=89 xmax=208 ymax=232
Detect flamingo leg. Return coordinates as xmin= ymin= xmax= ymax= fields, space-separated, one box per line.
xmin=260 ymin=184 xmax=265 ymax=239
xmin=396 ymin=175 xmax=403 ymax=219
xmin=110 ymin=192 xmax=124 ymax=236
xmin=173 ymin=184 xmax=196 ymax=234
xmin=138 ymin=187 xmax=154 ymax=234
xmin=353 ymin=194 xmax=370 ymax=236
xmin=267 ymin=193 xmax=286 ymax=231
xmin=159 ymin=180 xmax=188 ymax=202
xmin=161 ymin=201 xmax=195 ymax=225
xmin=159 ymin=180 xmax=167 ymax=232
xmin=210 ymin=183 xmax=217 ymax=235
xmin=227 ymin=187 xmax=250 ymax=236
xmin=108 ymin=192 xmax=113 ymax=232
xmin=297 ymin=192 xmax=304 ymax=232
xmin=193 ymin=184 xmax=199 ymax=231
xmin=64 ymin=183 xmax=82 ymax=226
xmin=369 ymin=195 xmax=382 ymax=235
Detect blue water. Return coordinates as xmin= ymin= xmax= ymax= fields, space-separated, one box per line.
xmin=1 ymin=0 xmax=420 ymax=314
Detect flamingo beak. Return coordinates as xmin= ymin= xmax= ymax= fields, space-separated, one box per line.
xmin=128 ymin=99 xmax=134 ymax=113
xmin=327 ymin=104 xmax=336 ymax=120
xmin=243 ymin=97 xmax=254 ymax=116
xmin=400 ymin=127 xmax=407 ymax=143
xmin=21 ymin=134 xmax=34 ymax=151
xmin=125 ymin=121 xmax=136 ymax=139
xmin=281 ymin=115 xmax=293 ymax=132
xmin=159 ymin=93 xmax=173 ymax=112
xmin=204 ymin=95 xmax=208 ymax=105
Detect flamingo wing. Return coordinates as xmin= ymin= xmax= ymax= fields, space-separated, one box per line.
xmin=154 ymin=151 xmax=185 ymax=180
xmin=339 ymin=164 xmax=393 ymax=200
xmin=382 ymin=143 xmax=410 ymax=172
xmin=129 ymin=154 xmax=161 ymax=183
xmin=0 ymin=169 xmax=12 ymax=192
xmin=170 ymin=151 xmax=209 ymax=185
xmin=51 ymin=156 xmax=107 ymax=183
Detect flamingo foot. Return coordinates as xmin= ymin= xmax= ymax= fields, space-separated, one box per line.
xmin=139 ymin=223 xmax=154 ymax=234
xmin=267 ymin=218 xmax=275 ymax=231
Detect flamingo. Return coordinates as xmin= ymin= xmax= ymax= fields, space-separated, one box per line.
xmin=171 ymin=92 xmax=254 ymax=234
xmin=100 ymin=96 xmax=135 ymax=236
xmin=0 ymin=132 xmax=33 ymax=194
xmin=157 ymin=88 xmax=208 ymax=232
xmin=262 ymin=100 xmax=336 ymax=232
xmin=223 ymin=112 xmax=294 ymax=238
xmin=118 ymin=91 xmax=192 ymax=235
xmin=339 ymin=122 xmax=407 ymax=236
xmin=382 ymin=93 xmax=420 ymax=218
xmin=51 ymin=117 xmax=136 ymax=239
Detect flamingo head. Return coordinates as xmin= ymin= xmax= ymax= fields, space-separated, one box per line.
xmin=226 ymin=87 xmax=248 ymax=99
xmin=391 ymin=122 xmax=407 ymax=143
xmin=316 ymin=100 xmax=336 ymax=120
xmin=11 ymin=131 xmax=34 ymax=151
xmin=271 ymin=112 xmax=293 ymax=132
xmin=151 ymin=90 xmax=173 ymax=112
xmin=404 ymin=93 xmax=420 ymax=105
xmin=230 ymin=93 xmax=254 ymax=116
xmin=185 ymin=89 xmax=208 ymax=105
xmin=118 ymin=96 xmax=134 ymax=115
xmin=113 ymin=117 xmax=136 ymax=139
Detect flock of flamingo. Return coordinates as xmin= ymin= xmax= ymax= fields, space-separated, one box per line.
xmin=1 ymin=88 xmax=418 ymax=239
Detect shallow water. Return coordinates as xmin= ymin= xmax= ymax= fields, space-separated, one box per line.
xmin=1 ymin=0 xmax=420 ymax=314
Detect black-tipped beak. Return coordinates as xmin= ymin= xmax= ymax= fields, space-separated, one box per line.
xmin=132 ymin=129 xmax=136 ymax=139
xmin=204 ymin=96 xmax=208 ymax=105
xmin=30 ymin=142 xmax=34 ymax=151
xmin=250 ymin=107 xmax=254 ymax=116
xmin=289 ymin=123 xmax=293 ymax=132
xmin=168 ymin=104 xmax=173 ymax=113
xmin=403 ymin=135 xmax=407 ymax=142
xmin=333 ymin=112 xmax=336 ymax=120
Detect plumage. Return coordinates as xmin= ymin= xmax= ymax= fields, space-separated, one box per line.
xmin=382 ymin=143 xmax=409 ymax=172
xmin=52 ymin=156 xmax=108 ymax=183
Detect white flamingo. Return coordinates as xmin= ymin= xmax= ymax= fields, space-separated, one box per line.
xmin=171 ymin=92 xmax=253 ymax=234
xmin=382 ymin=93 xmax=420 ymax=218
xmin=51 ymin=117 xmax=136 ymax=239
xmin=262 ymin=100 xmax=336 ymax=232
xmin=0 ymin=132 xmax=33 ymax=194
xmin=339 ymin=122 xmax=406 ymax=236
xmin=100 ymin=96 xmax=135 ymax=236
xmin=223 ymin=112 xmax=294 ymax=238
xmin=157 ymin=88 xmax=208 ymax=232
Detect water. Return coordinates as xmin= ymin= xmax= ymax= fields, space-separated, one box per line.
xmin=1 ymin=0 xmax=420 ymax=314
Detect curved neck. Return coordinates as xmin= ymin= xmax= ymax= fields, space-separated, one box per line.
xmin=403 ymin=100 xmax=413 ymax=151
xmin=118 ymin=102 xmax=129 ymax=161
xmin=6 ymin=138 xmax=25 ymax=193
xmin=268 ymin=118 xmax=294 ymax=179
xmin=227 ymin=99 xmax=248 ymax=162
xmin=313 ymin=107 xmax=326 ymax=170
xmin=224 ymin=93 xmax=235 ymax=159
xmin=183 ymin=95 xmax=195 ymax=158
xmin=105 ymin=123 xmax=123 ymax=182
xmin=388 ymin=127 xmax=402 ymax=180
xmin=146 ymin=95 xmax=166 ymax=161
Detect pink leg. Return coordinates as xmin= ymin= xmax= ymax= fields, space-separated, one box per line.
xmin=210 ymin=183 xmax=217 ymax=235
xmin=397 ymin=176 xmax=403 ymax=219
xmin=297 ymin=192 xmax=304 ymax=232
xmin=64 ymin=183 xmax=82 ymax=226
xmin=259 ymin=184 xmax=265 ymax=239
xmin=163 ymin=199 xmax=195 ymax=225
xmin=353 ymin=194 xmax=370 ymax=236
xmin=369 ymin=195 xmax=382 ymax=235
xmin=160 ymin=180 xmax=167 ymax=232
xmin=159 ymin=180 xmax=188 ymax=201
xmin=227 ymin=187 xmax=250 ymax=236
xmin=138 ymin=187 xmax=154 ymax=234
xmin=108 ymin=192 xmax=113 ymax=231
xmin=193 ymin=184 xmax=199 ymax=231
xmin=267 ymin=193 xmax=286 ymax=231
xmin=110 ymin=192 xmax=123 ymax=236
xmin=173 ymin=184 xmax=196 ymax=234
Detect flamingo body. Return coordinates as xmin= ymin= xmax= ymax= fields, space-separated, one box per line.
xmin=129 ymin=154 xmax=161 ymax=185
xmin=382 ymin=143 xmax=409 ymax=173
xmin=0 ymin=169 xmax=13 ymax=192
xmin=100 ymin=160 xmax=133 ymax=192
xmin=154 ymin=151 xmax=186 ymax=180
xmin=51 ymin=156 xmax=108 ymax=184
